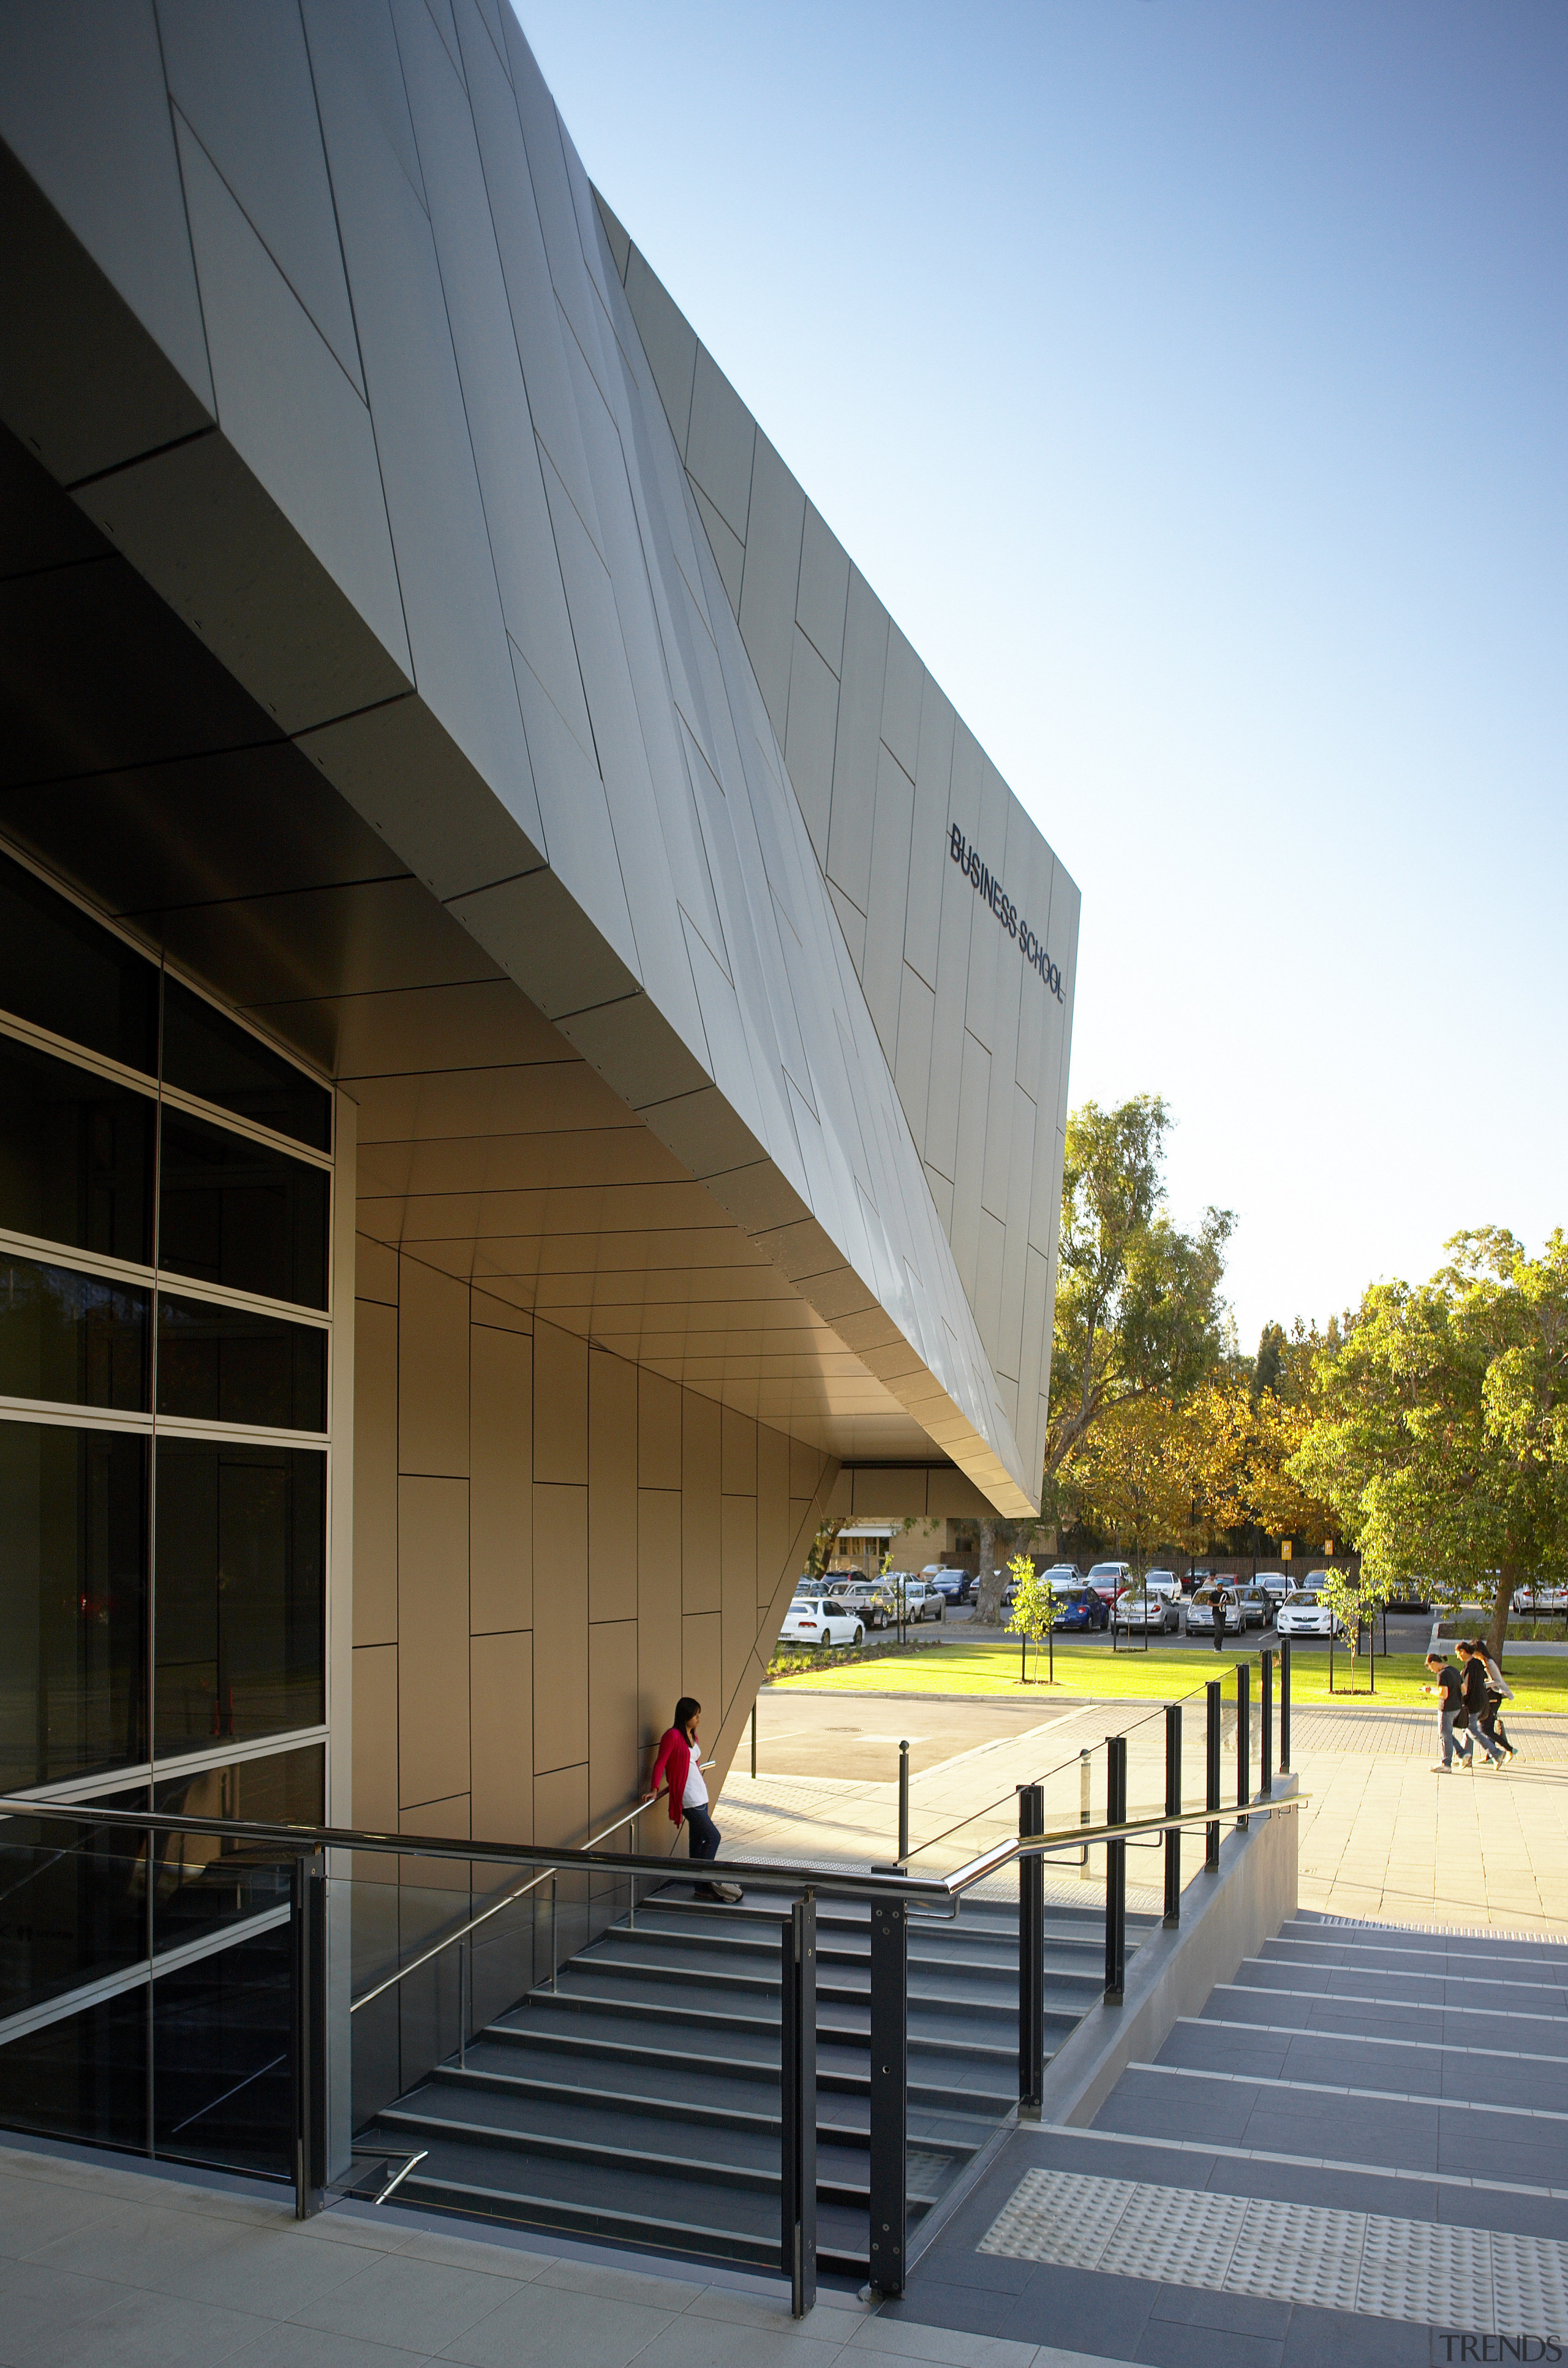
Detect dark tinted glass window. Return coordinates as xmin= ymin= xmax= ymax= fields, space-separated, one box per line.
xmin=153 ymin=1746 xmax=323 ymax=1955
xmin=154 ymin=1438 xmax=325 ymax=1757
xmin=0 ymin=1985 xmax=148 ymax=2155
xmin=157 ymin=1110 xmax=328 ymax=1310
xmin=0 ymin=851 xmax=158 ymax=1073
xmin=0 ymin=1033 xmax=154 ymax=1263
xmin=0 ymin=1796 xmax=149 ymax=2021
xmin=153 ymin=1924 xmax=291 ymax=2178
xmin=156 ymin=1293 xmax=325 ymax=1431
xmin=162 ymin=978 xmax=330 ymax=1153
xmin=0 ymin=1255 xmax=148 ymax=1411
xmin=0 ymin=1422 xmax=148 ymax=1789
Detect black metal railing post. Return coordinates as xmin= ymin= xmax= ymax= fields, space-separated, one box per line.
xmin=1260 ymin=1651 xmax=1274 ymax=1800
xmin=1018 ymin=1782 xmax=1045 ymax=2111
xmin=1236 ymin=1661 xmax=1251 ymax=1829
xmin=869 ymin=1899 xmax=907 ymax=2296
xmin=781 ymin=1894 xmax=818 ymax=2317
xmin=1104 ymin=1739 xmax=1126 ymax=2003
xmin=898 ymin=1740 xmax=910 ymax=1865
xmin=290 ymin=1848 xmax=326 ymax=2220
xmin=1205 ymin=1681 xmax=1221 ymax=1871
xmin=1280 ymin=1639 xmax=1292 ymax=1773
xmin=1163 ymin=1705 xmax=1182 ymax=1925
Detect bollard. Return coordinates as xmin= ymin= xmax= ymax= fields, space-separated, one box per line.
xmin=1205 ymin=1681 xmax=1221 ymax=1871
xmin=1280 ymin=1638 xmax=1292 ymax=1773
xmin=1018 ymin=1782 xmax=1045 ymax=2111
xmin=1236 ymin=1662 xmax=1250 ymax=1830
xmin=1260 ymin=1651 xmax=1273 ymax=1800
xmin=1163 ymin=1703 xmax=1182 ymax=1925
xmin=1104 ymin=1736 xmax=1126 ymax=2002
xmin=897 ymin=1740 xmax=910 ymax=1865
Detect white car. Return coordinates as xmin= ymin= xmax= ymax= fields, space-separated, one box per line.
xmin=1256 ymin=1571 xmax=1304 ymax=1606
xmin=1087 ymin=1561 xmax=1134 ymax=1604
xmin=1276 ymin=1591 xmax=1338 ymax=1638
xmin=780 ymin=1597 xmax=865 ymax=1647
xmin=1143 ymin=1570 xmax=1182 ymax=1601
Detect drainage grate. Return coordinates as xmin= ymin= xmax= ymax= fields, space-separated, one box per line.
xmin=979 ymin=2165 xmax=1568 ymax=2335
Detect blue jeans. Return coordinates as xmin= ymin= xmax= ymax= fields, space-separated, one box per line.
xmin=1440 ymin=1711 xmax=1472 ymax=1766
xmin=685 ymin=1805 xmax=722 ymax=1865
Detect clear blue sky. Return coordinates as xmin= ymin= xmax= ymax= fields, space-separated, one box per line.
xmin=516 ymin=1 xmax=1568 ymax=1353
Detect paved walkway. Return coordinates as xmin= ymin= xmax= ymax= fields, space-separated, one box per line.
xmin=0 ymin=2138 xmax=1134 ymax=2368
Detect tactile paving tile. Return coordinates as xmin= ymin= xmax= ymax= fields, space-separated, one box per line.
xmin=1098 ymin=2180 xmax=1249 ymax=2288
xmin=1354 ymin=2212 xmax=1492 ymax=2332
xmin=1491 ymin=2230 xmax=1568 ymax=2338
xmin=978 ymin=2166 xmax=1134 ymax=2269
xmin=1226 ymin=2197 xmax=1366 ymax=2313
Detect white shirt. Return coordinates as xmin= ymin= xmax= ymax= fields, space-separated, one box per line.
xmin=682 ymin=1742 xmax=709 ymax=1811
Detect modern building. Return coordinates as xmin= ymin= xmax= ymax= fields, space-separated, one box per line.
xmin=0 ymin=3 xmax=1076 ymax=2174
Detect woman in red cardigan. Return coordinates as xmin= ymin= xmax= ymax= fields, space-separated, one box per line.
xmin=644 ymin=1697 xmax=742 ymax=1904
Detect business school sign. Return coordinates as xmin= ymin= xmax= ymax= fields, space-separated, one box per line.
xmin=948 ymin=824 xmax=1065 ymax=1003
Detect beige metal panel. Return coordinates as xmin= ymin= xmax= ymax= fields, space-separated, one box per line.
xmin=622 ymin=244 xmax=696 ymax=453
xmin=756 ymin=1420 xmax=791 ymax=1604
xmin=638 ymin=1368 xmax=682 ymax=1488
xmin=720 ymin=1490 xmax=756 ymax=1707
xmin=532 ymin=1318 xmax=588 ymax=1486
xmin=861 ymin=744 xmax=915 ymax=1070
xmin=587 ymin=1618 xmax=639 ymax=1824
xmin=680 ymin=1390 xmax=721 ymax=1613
xmin=681 ymin=1610 xmax=722 ymax=1729
xmin=470 ymin=1629 xmax=532 ymax=1842
xmin=396 ymin=1475 xmax=470 ymax=1808
xmin=926 ymin=1466 xmax=993 ymax=1517
xmin=737 ymin=433 xmax=805 ymax=747
xmin=790 ymin=1433 xmax=826 ymax=1499
xmin=688 ymin=479 xmax=744 ymax=613
xmin=720 ymin=1401 xmax=757 ymax=1496
xmin=587 ymin=1348 xmax=637 ymax=1623
xmin=353 ymin=1298 xmax=399 ymax=1646
xmin=531 ymin=1482 xmax=587 ymax=1771
xmin=685 ymin=346 xmax=755 ymax=546
xmin=850 ymin=1467 xmax=929 ymax=1517
xmin=397 ymin=1254 xmax=470 ymax=1478
xmin=825 ymin=570 xmax=889 ymax=920
xmin=356 ymin=1232 xmax=400 ymax=1305
xmin=470 ymin=1318 xmax=532 ymax=1633
xmin=880 ymin=623 xmax=922 ymax=781
xmin=266 ymin=978 xmax=564 ymax=1082
xmin=782 ymin=624 xmax=839 ymax=869
xmin=795 ymin=500 xmax=848 ymax=673
xmin=636 ymin=1486 xmax=682 ymax=1757
xmin=470 ymin=1286 xmax=530 ymax=1335
xmin=1017 ymin=1242 xmax=1052 ymax=1477
xmin=531 ymin=1760 xmax=587 ymax=1853
xmin=352 ymin=1643 xmax=399 ymax=1830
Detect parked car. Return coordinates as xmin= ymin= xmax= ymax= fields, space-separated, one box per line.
xmin=925 ymin=1566 xmax=974 ymax=1605
xmin=1143 ymin=1569 xmax=1182 ymax=1602
xmin=780 ymin=1597 xmax=866 ymax=1647
xmin=1042 ymin=1563 xmax=1082 ymax=1589
xmin=1113 ymin=1589 xmax=1181 ymax=1634
xmin=1086 ymin=1561 xmax=1134 ymax=1603
xmin=832 ymin=1579 xmax=897 ymax=1629
xmin=889 ymin=1574 xmax=944 ymax=1623
xmin=1256 ymin=1571 xmax=1302 ymax=1605
xmin=1234 ymin=1584 xmax=1275 ymax=1629
xmin=1276 ymin=1590 xmax=1339 ymax=1638
xmin=1052 ymin=1588 xmax=1110 ymax=1632
xmin=1385 ymin=1576 xmax=1433 ymax=1613
xmin=1185 ymin=1585 xmax=1243 ymax=1634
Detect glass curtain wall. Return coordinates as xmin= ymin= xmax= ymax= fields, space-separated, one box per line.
xmin=0 ymin=847 xmax=333 ymax=2176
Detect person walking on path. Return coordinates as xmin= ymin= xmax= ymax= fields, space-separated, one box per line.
xmin=646 ymin=1697 xmax=743 ymax=1904
xmin=1472 ymin=1637 xmax=1518 ymax=1759
xmin=1457 ymin=1640 xmax=1512 ymax=1767
xmin=1423 ymin=1651 xmax=1474 ymax=1771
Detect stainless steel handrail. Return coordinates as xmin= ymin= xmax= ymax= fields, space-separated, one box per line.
xmin=349 ymin=1761 xmax=714 ymax=2014
xmin=0 ymin=1789 xmax=1302 ymax=1906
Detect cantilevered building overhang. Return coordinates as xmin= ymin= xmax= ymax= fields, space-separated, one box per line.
xmin=0 ymin=4 xmax=1076 ymax=1852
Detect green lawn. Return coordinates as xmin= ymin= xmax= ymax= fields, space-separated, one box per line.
xmin=765 ymin=1638 xmax=1568 ymax=1713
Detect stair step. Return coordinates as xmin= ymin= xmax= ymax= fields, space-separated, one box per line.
xmin=476 ymin=2020 xmax=1022 ymax=2111
xmin=496 ymin=1987 xmax=1028 ymax=2059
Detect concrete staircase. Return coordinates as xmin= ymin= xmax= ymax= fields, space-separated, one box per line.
xmin=359 ymin=1880 xmax=1154 ymax=2281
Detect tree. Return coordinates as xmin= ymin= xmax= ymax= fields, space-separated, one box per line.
xmin=1067 ymin=1394 xmax=1191 ymax=1573
xmin=974 ymin=1514 xmax=1042 ymax=1627
xmin=1006 ymin=1554 xmax=1057 ymax=1683
xmin=1290 ymin=1231 xmax=1568 ymax=1658
xmin=1044 ymin=1096 xmax=1234 ymax=1484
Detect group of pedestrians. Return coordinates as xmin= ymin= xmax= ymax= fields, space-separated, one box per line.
xmin=1424 ymin=1640 xmax=1518 ymax=1770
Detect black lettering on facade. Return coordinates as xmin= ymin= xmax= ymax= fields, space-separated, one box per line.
xmin=948 ymin=824 xmax=1063 ymax=1001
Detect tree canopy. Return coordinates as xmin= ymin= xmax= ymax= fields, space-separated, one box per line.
xmin=1044 ymin=1095 xmax=1234 ymax=1481
xmin=1289 ymin=1229 xmax=1568 ymax=1655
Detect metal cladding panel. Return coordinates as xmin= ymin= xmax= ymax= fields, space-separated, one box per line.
xmin=0 ymin=4 xmax=1054 ymax=1512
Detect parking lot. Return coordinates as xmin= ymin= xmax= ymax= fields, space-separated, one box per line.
xmin=949 ymin=1601 xmax=1439 ymax=1659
